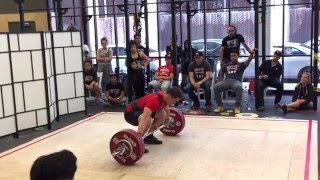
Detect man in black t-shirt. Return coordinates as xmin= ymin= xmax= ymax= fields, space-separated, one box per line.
xmin=104 ymin=73 xmax=127 ymax=106
xmin=214 ymin=49 xmax=255 ymax=114
xmin=187 ymin=51 xmax=212 ymax=112
xmin=257 ymin=50 xmax=283 ymax=111
xmin=220 ymin=25 xmax=252 ymax=68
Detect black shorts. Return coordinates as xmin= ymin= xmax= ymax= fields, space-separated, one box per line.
xmin=124 ymin=105 xmax=156 ymax=126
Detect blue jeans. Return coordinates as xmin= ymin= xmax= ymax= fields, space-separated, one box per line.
xmin=187 ymin=80 xmax=212 ymax=105
xmin=214 ymin=79 xmax=243 ymax=107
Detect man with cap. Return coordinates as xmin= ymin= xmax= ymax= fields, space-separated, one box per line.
xmin=147 ymin=53 xmax=174 ymax=93
xmin=257 ymin=50 xmax=283 ymax=111
xmin=187 ymin=51 xmax=213 ymax=112
xmin=104 ymin=73 xmax=127 ymax=106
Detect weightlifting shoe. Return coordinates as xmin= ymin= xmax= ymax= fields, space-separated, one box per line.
xmin=144 ymin=134 xmax=163 ymax=144
xmin=214 ymin=106 xmax=224 ymax=113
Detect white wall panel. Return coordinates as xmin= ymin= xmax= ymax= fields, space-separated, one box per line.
xmin=0 ymin=53 xmax=12 ymax=85
xmin=14 ymin=83 xmax=24 ymax=113
xmin=24 ymin=81 xmax=46 ymax=111
xmin=72 ymin=32 xmax=81 ymax=46
xmin=45 ymin=49 xmax=53 ymax=77
xmin=50 ymin=49 xmax=54 ymax=76
xmin=0 ymin=88 xmax=2 ymax=118
xmin=47 ymin=79 xmax=52 ymax=105
xmin=74 ymin=72 xmax=84 ymax=97
xmin=0 ymin=117 xmax=16 ymax=137
xmin=64 ymin=47 xmax=82 ymax=73
xmin=57 ymin=74 xmax=75 ymax=100
xmin=17 ymin=111 xmax=36 ymax=130
xmin=32 ymin=51 xmax=44 ymax=80
xmin=58 ymin=100 xmax=68 ymax=115
xmin=9 ymin=34 xmax=19 ymax=51
xmin=19 ymin=33 xmax=42 ymax=51
xmin=0 ymin=34 xmax=9 ymax=52
xmin=49 ymin=76 xmax=56 ymax=104
xmin=53 ymin=103 xmax=57 ymax=121
xmin=68 ymin=97 xmax=85 ymax=113
xmin=50 ymin=104 xmax=55 ymax=122
xmin=11 ymin=52 xmax=33 ymax=82
xmin=53 ymin=32 xmax=72 ymax=47
xmin=54 ymin=48 xmax=65 ymax=74
xmin=2 ymin=85 xmax=14 ymax=117
xmin=37 ymin=109 xmax=48 ymax=126
xmin=45 ymin=32 xmax=52 ymax=48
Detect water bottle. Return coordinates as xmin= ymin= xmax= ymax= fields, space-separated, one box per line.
xmin=244 ymin=86 xmax=251 ymax=111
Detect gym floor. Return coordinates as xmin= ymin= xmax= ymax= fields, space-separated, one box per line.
xmin=0 ymin=112 xmax=317 ymax=179
xmin=0 ymin=93 xmax=318 ymax=179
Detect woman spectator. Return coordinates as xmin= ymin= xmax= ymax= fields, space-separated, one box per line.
xmin=84 ymin=60 xmax=102 ymax=104
xmin=96 ymin=37 xmax=113 ymax=92
xmin=279 ymin=72 xmax=313 ymax=113
xmin=125 ymin=40 xmax=149 ymax=99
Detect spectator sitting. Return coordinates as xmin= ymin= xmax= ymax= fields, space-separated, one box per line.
xmin=147 ymin=53 xmax=174 ymax=93
xmin=279 ymin=72 xmax=313 ymax=114
xmin=213 ymin=49 xmax=255 ymax=114
xmin=257 ymin=50 xmax=283 ymax=111
xmin=30 ymin=150 xmax=77 ymax=180
xmin=104 ymin=73 xmax=127 ymax=106
xmin=83 ymin=60 xmax=102 ymax=104
xmin=187 ymin=51 xmax=212 ymax=112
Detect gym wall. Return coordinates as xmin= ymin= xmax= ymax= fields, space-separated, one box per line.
xmin=0 ymin=0 xmax=48 ymax=32
xmin=0 ymin=12 xmax=48 ymax=32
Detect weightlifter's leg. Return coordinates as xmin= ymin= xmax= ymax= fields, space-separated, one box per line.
xmin=144 ymin=109 xmax=166 ymax=145
xmin=137 ymin=114 xmax=153 ymax=136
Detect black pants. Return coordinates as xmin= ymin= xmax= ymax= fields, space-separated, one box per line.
xmin=257 ymin=79 xmax=283 ymax=106
xmin=132 ymin=70 xmax=145 ymax=99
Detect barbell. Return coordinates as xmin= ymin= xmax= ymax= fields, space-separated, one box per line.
xmin=109 ymin=107 xmax=185 ymax=165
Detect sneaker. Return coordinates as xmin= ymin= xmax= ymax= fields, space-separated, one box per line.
xmin=214 ymin=106 xmax=224 ymax=113
xmin=144 ymin=134 xmax=163 ymax=145
xmin=280 ymin=104 xmax=288 ymax=114
xmin=234 ymin=107 xmax=241 ymax=114
xmin=274 ymin=103 xmax=282 ymax=108
xmin=257 ymin=106 xmax=265 ymax=111
xmin=206 ymin=104 xmax=212 ymax=112
xmin=144 ymin=148 xmax=149 ymax=153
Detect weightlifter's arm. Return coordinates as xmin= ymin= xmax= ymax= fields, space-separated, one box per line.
xmin=164 ymin=106 xmax=170 ymax=120
xmin=137 ymin=107 xmax=153 ymax=135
